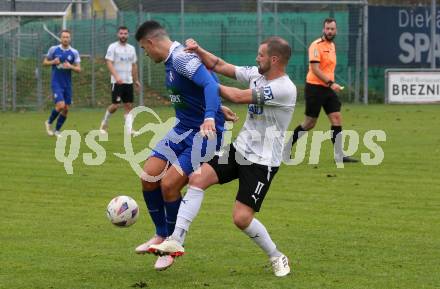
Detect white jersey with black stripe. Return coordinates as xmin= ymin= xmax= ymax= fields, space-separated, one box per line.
xmin=233 ymin=66 xmax=297 ymax=167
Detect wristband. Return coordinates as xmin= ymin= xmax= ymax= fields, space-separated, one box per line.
xmin=327 ymin=81 xmax=334 ymax=87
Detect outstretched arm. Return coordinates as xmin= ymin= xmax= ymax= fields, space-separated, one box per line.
xmin=219 ymin=84 xmax=262 ymax=104
xmin=185 ymin=39 xmax=236 ymax=79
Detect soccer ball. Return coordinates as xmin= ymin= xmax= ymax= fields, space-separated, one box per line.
xmin=106 ymin=196 xmax=139 ymax=227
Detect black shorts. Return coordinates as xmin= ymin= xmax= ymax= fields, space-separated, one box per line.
xmin=207 ymin=144 xmax=279 ymax=212
xmin=111 ymin=83 xmax=134 ymax=104
xmin=304 ymin=82 xmax=341 ymax=118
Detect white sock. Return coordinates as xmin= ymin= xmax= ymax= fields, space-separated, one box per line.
xmin=102 ymin=110 xmax=112 ymax=124
xmin=243 ymin=218 xmax=282 ymax=258
xmin=124 ymin=112 xmax=133 ymax=134
xmin=172 ymin=186 xmax=205 ymax=244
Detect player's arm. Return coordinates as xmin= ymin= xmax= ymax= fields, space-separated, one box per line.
xmin=43 ymin=46 xmax=60 ymax=66
xmin=106 ymin=60 xmax=123 ymax=84
xmin=185 ymin=39 xmax=236 ymax=79
xmin=43 ymin=57 xmax=60 ymax=66
xmin=70 ymin=63 xmax=81 ymax=73
xmin=219 ymin=84 xmax=260 ymax=104
xmin=132 ymin=63 xmax=141 ymax=89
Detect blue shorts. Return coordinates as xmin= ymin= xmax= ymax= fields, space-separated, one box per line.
xmin=52 ymin=86 xmax=72 ymax=105
xmin=150 ymin=126 xmax=223 ymax=176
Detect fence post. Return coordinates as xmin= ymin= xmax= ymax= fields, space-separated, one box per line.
xmin=257 ymin=0 xmax=262 ymax=45
xmin=91 ymin=11 xmax=96 ymax=107
xmin=138 ymin=3 xmax=144 ymax=106
xmin=36 ymin=32 xmax=43 ymax=110
xmin=2 ymin=36 xmax=6 ymax=111
xmin=180 ymin=0 xmax=185 ymax=42
xmin=363 ymin=0 xmax=368 ymax=104
xmin=12 ymin=29 xmax=16 ymax=111
xmin=431 ymin=0 xmax=436 ymax=69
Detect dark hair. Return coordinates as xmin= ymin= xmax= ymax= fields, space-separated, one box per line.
xmin=135 ymin=20 xmax=168 ymax=41
xmin=261 ymin=36 xmax=291 ymax=64
xmin=60 ymin=29 xmax=70 ymax=36
xmin=118 ymin=26 xmax=129 ymax=32
xmin=323 ymin=17 xmax=336 ymax=26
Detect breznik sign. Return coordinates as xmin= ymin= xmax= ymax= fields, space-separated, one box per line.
xmin=386 ymin=69 xmax=440 ymax=103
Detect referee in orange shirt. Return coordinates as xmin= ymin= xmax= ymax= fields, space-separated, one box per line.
xmin=290 ymin=17 xmax=357 ymax=163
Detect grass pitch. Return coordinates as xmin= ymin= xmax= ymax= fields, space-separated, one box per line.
xmin=1 ymin=104 xmax=439 ymax=289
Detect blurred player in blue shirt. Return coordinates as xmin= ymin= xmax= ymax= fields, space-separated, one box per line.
xmin=134 ymin=20 xmax=237 ymax=270
xmin=43 ymin=29 xmax=81 ymax=137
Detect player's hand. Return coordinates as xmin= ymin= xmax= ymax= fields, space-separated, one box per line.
xmin=52 ymin=58 xmax=60 ymax=65
xmin=330 ymin=83 xmax=342 ymax=92
xmin=184 ymin=38 xmax=199 ymax=53
xmin=134 ymin=80 xmax=141 ymax=92
xmin=62 ymin=61 xmax=72 ymax=69
xmin=221 ymin=105 xmax=239 ymax=122
xmin=200 ymin=118 xmax=216 ymax=139
xmin=116 ymin=77 xmax=124 ymax=84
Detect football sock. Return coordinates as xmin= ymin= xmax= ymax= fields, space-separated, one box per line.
xmin=164 ymin=198 xmax=181 ymax=237
xmin=124 ymin=112 xmax=133 ymax=134
xmin=331 ymin=125 xmax=343 ymax=161
xmin=143 ymin=189 xmax=167 ymax=238
xmin=173 ymin=186 xmax=205 ymax=244
xmin=102 ymin=109 xmax=112 ymax=124
xmin=291 ymin=125 xmax=307 ymax=146
xmin=243 ymin=218 xmax=282 ymax=258
xmin=55 ymin=114 xmax=66 ymax=131
xmin=48 ymin=109 xmax=60 ymax=124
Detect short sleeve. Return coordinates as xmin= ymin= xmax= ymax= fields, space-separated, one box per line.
xmin=105 ymin=44 xmax=115 ymax=61
xmin=261 ymin=80 xmax=296 ymax=107
xmin=72 ymin=49 xmax=81 ymax=63
xmin=46 ymin=46 xmax=56 ymax=60
xmin=235 ymin=66 xmax=259 ymax=84
xmin=132 ymin=47 xmax=137 ymax=63
xmin=309 ymin=42 xmax=320 ymax=63
xmin=172 ymin=52 xmax=202 ymax=80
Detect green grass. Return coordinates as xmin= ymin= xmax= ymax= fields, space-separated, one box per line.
xmin=1 ymin=104 xmax=439 ymax=289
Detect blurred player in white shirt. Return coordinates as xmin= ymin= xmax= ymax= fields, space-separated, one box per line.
xmin=100 ymin=26 xmax=141 ymax=135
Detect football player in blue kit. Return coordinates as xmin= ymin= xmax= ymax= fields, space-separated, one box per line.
xmin=134 ymin=20 xmax=237 ymax=270
xmin=43 ymin=29 xmax=81 ymax=137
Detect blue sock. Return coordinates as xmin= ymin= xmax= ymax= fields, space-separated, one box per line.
xmin=48 ymin=109 xmax=60 ymax=124
xmin=164 ymin=198 xmax=182 ymax=237
xmin=55 ymin=114 xmax=66 ymax=131
xmin=143 ymin=189 xmax=167 ymax=238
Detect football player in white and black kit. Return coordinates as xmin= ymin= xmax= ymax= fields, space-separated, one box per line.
xmin=149 ymin=36 xmax=297 ymax=277
xmin=99 ymin=26 xmax=141 ymax=135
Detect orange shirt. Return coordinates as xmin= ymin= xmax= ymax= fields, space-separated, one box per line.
xmin=306 ymin=37 xmax=336 ymax=87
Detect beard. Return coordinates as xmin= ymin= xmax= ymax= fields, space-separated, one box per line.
xmin=258 ymin=63 xmax=269 ymax=74
xmin=324 ymin=33 xmax=335 ymax=41
xmin=119 ymin=37 xmax=128 ymax=43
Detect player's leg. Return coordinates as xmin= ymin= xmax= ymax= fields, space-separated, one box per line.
xmin=324 ymin=91 xmax=358 ymax=163
xmin=150 ymin=143 xmax=239 ymax=255
xmin=136 ymin=156 xmax=169 ymax=254
xmin=234 ymin=163 xmax=290 ymax=277
xmin=122 ymin=84 xmax=135 ymax=135
xmin=100 ymin=84 xmax=121 ymax=133
xmin=54 ymin=88 xmax=71 ymax=136
xmin=148 ymin=162 xmax=220 ymax=257
xmin=45 ymin=88 xmax=64 ymax=136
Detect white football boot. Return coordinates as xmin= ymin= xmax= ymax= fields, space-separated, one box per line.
xmin=270 ymin=254 xmax=291 ymax=277
xmin=135 ymin=235 xmax=165 ymax=254
xmin=45 ymin=121 xmax=54 ymax=136
xmin=99 ymin=121 xmax=108 ymax=134
xmin=154 ymin=255 xmax=175 ymax=271
xmin=148 ymin=237 xmax=185 ymax=257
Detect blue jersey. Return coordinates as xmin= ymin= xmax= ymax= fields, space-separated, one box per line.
xmin=164 ymin=42 xmax=224 ymax=133
xmin=46 ymin=45 xmax=80 ymax=89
